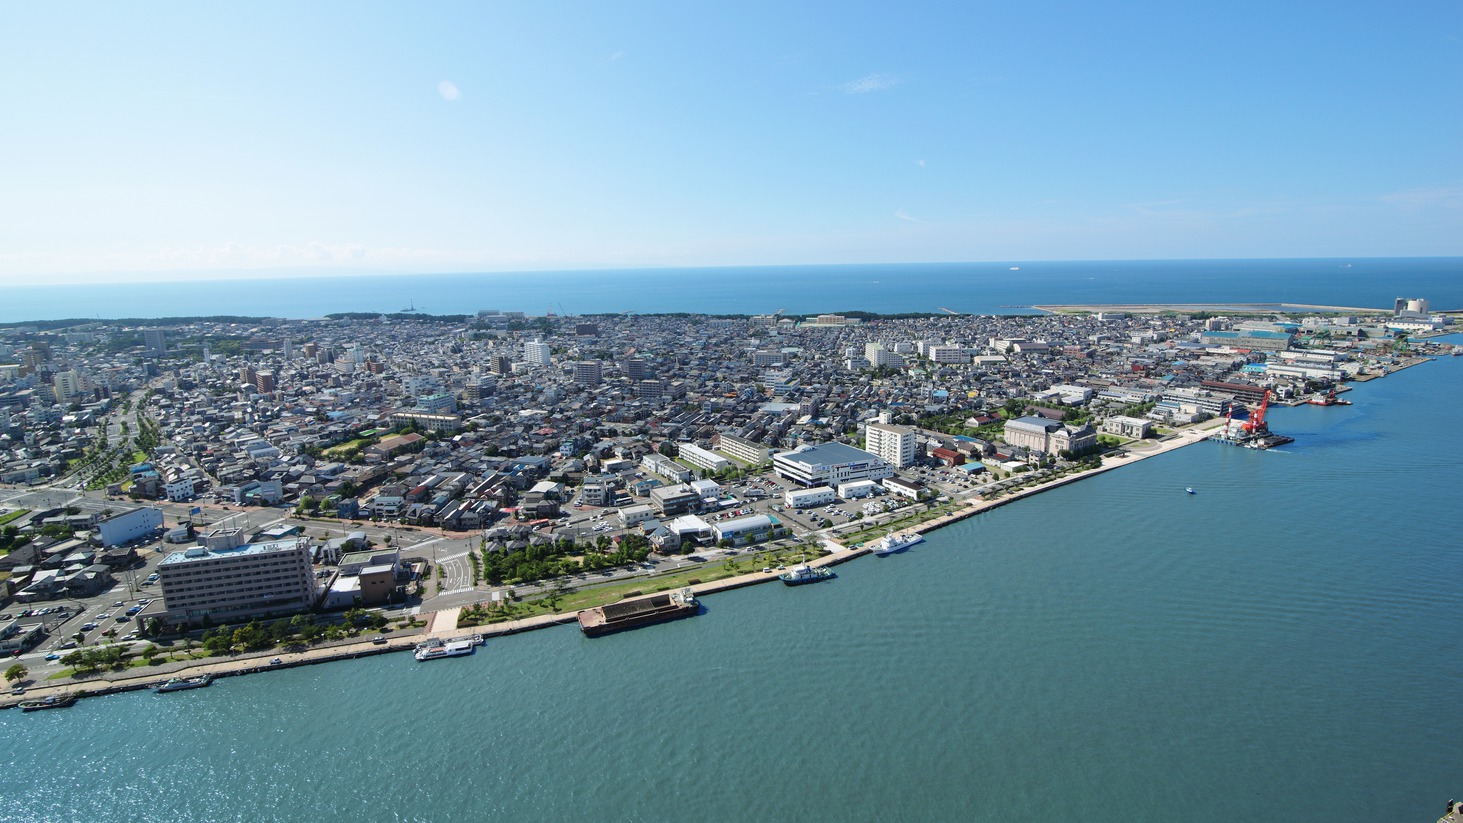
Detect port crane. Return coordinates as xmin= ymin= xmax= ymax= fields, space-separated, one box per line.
xmin=1241 ymin=389 xmax=1273 ymax=435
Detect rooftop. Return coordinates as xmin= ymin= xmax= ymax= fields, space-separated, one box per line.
xmin=160 ymin=538 xmax=305 ymax=566
xmin=776 ymin=442 xmax=880 ymax=466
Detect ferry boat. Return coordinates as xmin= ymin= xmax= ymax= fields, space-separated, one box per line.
xmin=1305 ymin=390 xmax=1352 ymax=406
xmin=872 ymin=532 xmax=923 ymax=556
xmin=20 ymin=694 xmax=77 ymax=712
xmin=413 ymin=637 xmax=478 ymax=661
xmin=157 ymin=674 xmax=214 ymax=693
xmin=779 ymin=563 xmax=835 ymax=585
xmin=578 ymin=588 xmax=698 ymax=637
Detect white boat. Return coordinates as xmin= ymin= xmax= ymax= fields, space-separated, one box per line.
xmin=1185 ymin=487 xmax=1196 ymax=495
xmin=156 ymin=674 xmax=214 ymax=693
xmin=414 ymin=637 xmax=477 ymax=661
xmin=872 ymin=532 xmax=923 ymax=556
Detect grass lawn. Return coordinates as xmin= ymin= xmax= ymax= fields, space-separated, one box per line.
xmin=323 ymin=436 xmax=376 ymax=457
xmin=0 ymin=508 xmax=29 ymax=526
xmin=465 ymin=544 xmax=827 ymax=624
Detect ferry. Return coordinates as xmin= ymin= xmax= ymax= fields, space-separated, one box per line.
xmin=872 ymin=532 xmax=923 ymax=556
xmin=157 ymin=674 xmax=214 ymax=693
xmin=414 ymin=637 xmax=478 ymax=661
xmin=20 ymin=694 xmax=77 ymax=712
xmin=779 ymin=563 xmax=835 ymax=585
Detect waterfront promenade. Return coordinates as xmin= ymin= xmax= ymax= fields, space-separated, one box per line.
xmin=0 ymin=417 xmax=1225 ymax=710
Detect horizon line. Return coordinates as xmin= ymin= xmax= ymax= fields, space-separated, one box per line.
xmin=2 ymin=254 xmax=1459 ymax=287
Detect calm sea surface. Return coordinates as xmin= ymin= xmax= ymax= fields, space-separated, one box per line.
xmin=1 ymin=257 xmax=1460 ymax=322
xmin=1 ymin=344 xmax=1460 ymax=821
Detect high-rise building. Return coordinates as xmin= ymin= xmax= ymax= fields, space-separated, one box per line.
xmin=489 ymin=355 xmax=512 ymax=375
xmin=623 ymin=358 xmax=648 ymax=381
xmin=863 ymin=422 xmax=917 ymax=468
xmin=525 ymin=341 xmax=552 ymax=368
xmin=573 ymin=361 xmax=602 ymax=386
xmin=157 ymin=537 xmax=319 ymax=626
xmin=53 ymin=370 xmax=87 ymax=405
xmin=864 ymin=343 xmax=905 ymax=369
xmin=282 ymin=338 xmax=293 ymax=361
xmin=143 ymin=328 xmax=167 ymax=356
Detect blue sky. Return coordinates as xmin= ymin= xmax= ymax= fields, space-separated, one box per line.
xmin=1 ymin=1 xmax=1460 ymax=283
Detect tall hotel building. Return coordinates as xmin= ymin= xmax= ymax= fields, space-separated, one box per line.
xmin=157 ymin=533 xmax=319 ymax=626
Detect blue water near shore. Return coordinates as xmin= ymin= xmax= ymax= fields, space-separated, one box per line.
xmin=1 ymin=257 xmax=1461 ymax=322
xmin=1 ymin=346 xmax=1460 ymax=821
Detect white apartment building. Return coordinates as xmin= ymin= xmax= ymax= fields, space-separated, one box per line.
xmin=864 ymin=343 xmax=905 ymax=368
xmin=52 ymin=370 xmax=87 ymax=405
xmin=157 ymin=537 xmax=319 ymax=626
xmin=716 ymin=434 xmax=770 ymax=465
xmin=863 ymin=422 xmax=916 ymax=468
xmin=524 ymin=340 xmax=552 ymax=367
xmin=642 ymin=452 xmax=692 ymax=483
xmin=678 ymin=443 xmax=731 ymax=474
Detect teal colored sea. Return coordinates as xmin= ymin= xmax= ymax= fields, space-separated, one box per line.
xmin=0 ymin=257 xmax=1460 ymax=322
xmin=2 ymin=349 xmax=1460 ymax=821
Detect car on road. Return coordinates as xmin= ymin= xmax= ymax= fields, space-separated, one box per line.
xmin=269 ymin=658 xmax=283 ymax=665
xmin=371 ymin=636 xmax=387 ymax=644
xmin=81 ymin=622 xmax=98 ymax=631
xmin=97 ymin=614 xmax=111 ymax=621
xmin=45 ymin=653 xmax=61 ymax=661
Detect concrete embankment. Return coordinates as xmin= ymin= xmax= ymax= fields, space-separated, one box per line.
xmin=0 ymin=418 xmax=1223 ymax=711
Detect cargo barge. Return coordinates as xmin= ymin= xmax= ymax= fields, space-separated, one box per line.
xmin=1208 ymin=389 xmax=1294 ymax=449
xmin=578 ymin=588 xmax=698 ymax=637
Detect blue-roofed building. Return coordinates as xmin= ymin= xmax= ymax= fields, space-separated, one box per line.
xmin=157 ymin=537 xmax=319 ymax=627
xmin=772 ymin=441 xmax=894 ymax=487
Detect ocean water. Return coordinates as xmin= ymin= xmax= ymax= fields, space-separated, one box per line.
xmin=1 ymin=345 xmax=1459 ymax=822
xmin=1 ymin=257 xmax=1460 ymax=322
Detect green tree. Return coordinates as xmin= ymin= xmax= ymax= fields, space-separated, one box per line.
xmin=4 ymin=663 xmax=27 ymax=683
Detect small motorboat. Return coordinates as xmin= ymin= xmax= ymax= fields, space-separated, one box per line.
xmin=1185 ymin=487 xmax=1196 ymax=495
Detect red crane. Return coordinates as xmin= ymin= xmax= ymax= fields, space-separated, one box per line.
xmin=1242 ymin=390 xmax=1272 ymax=434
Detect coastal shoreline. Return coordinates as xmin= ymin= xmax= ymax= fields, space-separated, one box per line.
xmin=0 ymin=416 xmax=1226 ymax=710
xmin=1030 ymin=301 xmax=1386 ymax=315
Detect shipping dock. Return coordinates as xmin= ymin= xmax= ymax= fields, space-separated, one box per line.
xmin=578 ymin=588 xmax=699 ymax=637
xmin=1208 ymin=389 xmax=1294 ymax=450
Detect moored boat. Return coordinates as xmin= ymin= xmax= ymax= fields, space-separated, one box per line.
xmin=578 ymin=588 xmax=698 ymax=637
xmin=872 ymin=532 xmax=923 ymax=556
xmin=20 ymin=695 xmax=77 ymax=712
xmin=779 ymin=563 xmax=835 ymax=585
xmin=157 ymin=674 xmax=214 ymax=693
xmin=414 ymin=637 xmax=478 ymax=661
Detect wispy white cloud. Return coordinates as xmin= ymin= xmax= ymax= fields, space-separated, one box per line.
xmin=895 ymin=209 xmax=924 ymax=223
xmin=437 ymin=80 xmax=461 ymax=102
xmin=608 ymin=51 xmax=624 ymax=62
xmin=840 ymin=73 xmax=901 ymax=94
xmin=1379 ymin=184 xmax=1463 ymax=209
xmin=915 ymin=159 xmax=925 ymax=168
